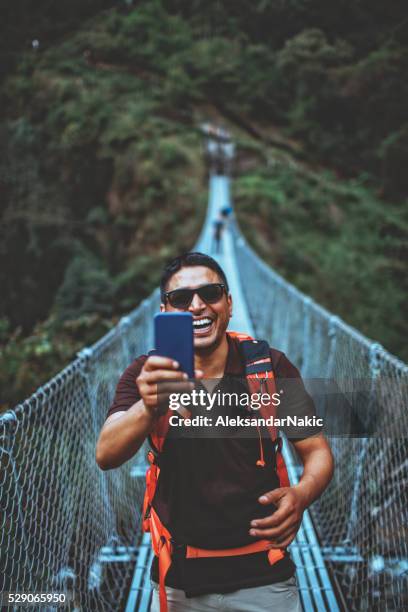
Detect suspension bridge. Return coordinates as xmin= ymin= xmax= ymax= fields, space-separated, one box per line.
xmin=1 ymin=136 xmax=407 ymax=611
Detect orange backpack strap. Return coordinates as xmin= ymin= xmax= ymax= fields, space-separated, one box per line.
xmin=186 ymin=539 xmax=284 ymax=563
xmin=143 ymin=408 xmax=171 ymax=532
xmin=142 ymin=450 xmax=173 ymax=612
xmin=149 ymin=507 xmax=172 ymax=612
xmin=149 ymin=408 xmax=172 ymax=453
xmin=231 ymin=333 xmax=290 ymax=488
xmin=227 ymin=330 xmax=253 ymax=341
xmin=240 ymin=337 xmax=278 ymax=442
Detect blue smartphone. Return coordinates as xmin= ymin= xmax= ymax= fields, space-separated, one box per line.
xmin=154 ymin=312 xmax=194 ymax=378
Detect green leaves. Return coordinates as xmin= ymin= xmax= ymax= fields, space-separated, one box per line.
xmin=54 ymin=250 xmax=115 ymax=321
xmin=1 ymin=0 xmax=407 ymax=407
xmin=234 ymin=159 xmax=408 ymax=361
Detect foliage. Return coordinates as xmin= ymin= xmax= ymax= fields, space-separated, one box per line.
xmin=1 ymin=0 xmax=407 ymax=407
xmin=0 ymin=2 xmax=211 ymax=409
xmin=234 ymin=154 xmax=408 ymax=361
xmin=54 ymin=249 xmax=115 ymax=321
xmin=0 ymin=315 xmax=115 ymax=411
xmin=161 ymin=1 xmax=408 ymax=195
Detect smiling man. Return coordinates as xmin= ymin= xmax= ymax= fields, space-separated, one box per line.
xmin=96 ymin=252 xmax=334 ymax=612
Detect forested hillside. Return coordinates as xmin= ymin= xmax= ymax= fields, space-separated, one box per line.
xmin=1 ymin=0 xmax=407 ymax=410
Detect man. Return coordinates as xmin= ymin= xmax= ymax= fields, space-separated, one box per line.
xmin=96 ymin=252 xmax=334 ymax=611
xmin=212 ymin=213 xmax=224 ymax=255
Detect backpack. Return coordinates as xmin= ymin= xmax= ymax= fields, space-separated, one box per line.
xmin=142 ymin=331 xmax=290 ymax=612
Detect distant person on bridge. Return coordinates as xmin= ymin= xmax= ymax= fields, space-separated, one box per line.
xmin=212 ymin=213 xmax=224 ymax=255
xmin=220 ymin=205 xmax=233 ymax=227
xmin=96 ymin=252 xmax=334 ymax=612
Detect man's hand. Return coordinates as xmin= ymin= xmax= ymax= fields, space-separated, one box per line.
xmin=136 ymin=355 xmax=202 ymax=413
xmin=249 ymin=486 xmax=307 ymax=548
xmin=249 ymin=435 xmax=334 ymax=548
xmin=96 ymin=357 xmax=203 ymax=470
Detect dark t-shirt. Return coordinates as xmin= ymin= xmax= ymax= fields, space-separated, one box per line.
xmin=106 ymin=334 xmax=322 ymax=596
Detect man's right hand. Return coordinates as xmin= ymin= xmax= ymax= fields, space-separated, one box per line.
xmin=136 ymin=356 xmax=202 ymax=413
xmin=96 ymin=357 xmax=203 ymax=470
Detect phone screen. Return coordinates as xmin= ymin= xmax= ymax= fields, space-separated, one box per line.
xmin=154 ymin=312 xmax=194 ymax=378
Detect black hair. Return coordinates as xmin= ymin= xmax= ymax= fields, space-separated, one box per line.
xmin=160 ymin=252 xmax=229 ymax=301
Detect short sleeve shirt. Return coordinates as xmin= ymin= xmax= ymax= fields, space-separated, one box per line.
xmin=106 ymin=334 xmax=322 ymax=596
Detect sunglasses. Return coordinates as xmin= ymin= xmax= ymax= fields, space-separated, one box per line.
xmin=164 ymin=283 xmax=226 ymax=309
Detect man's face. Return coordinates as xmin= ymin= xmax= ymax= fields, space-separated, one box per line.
xmin=161 ymin=266 xmax=232 ymax=352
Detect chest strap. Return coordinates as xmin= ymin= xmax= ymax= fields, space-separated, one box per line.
xmin=186 ymin=539 xmax=284 ymax=564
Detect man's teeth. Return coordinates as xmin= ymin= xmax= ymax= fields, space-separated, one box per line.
xmin=193 ymin=318 xmax=212 ymax=330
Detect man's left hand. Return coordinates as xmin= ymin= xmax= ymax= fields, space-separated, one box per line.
xmin=249 ymin=486 xmax=307 ymax=549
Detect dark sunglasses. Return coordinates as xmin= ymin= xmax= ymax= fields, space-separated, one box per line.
xmin=164 ymin=283 xmax=226 ymax=309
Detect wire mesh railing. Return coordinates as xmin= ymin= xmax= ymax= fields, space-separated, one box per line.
xmin=0 ymin=290 xmax=160 ymax=611
xmin=2 ymin=171 xmax=407 ymax=611
xmin=231 ymin=224 xmax=408 ymax=612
